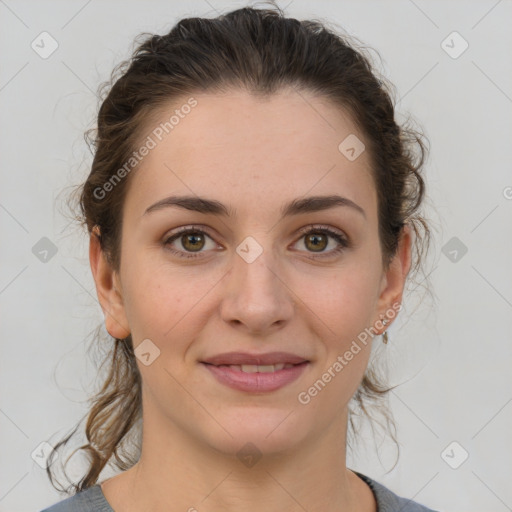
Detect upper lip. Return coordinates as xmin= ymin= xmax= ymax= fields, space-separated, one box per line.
xmin=202 ymin=352 xmax=309 ymax=366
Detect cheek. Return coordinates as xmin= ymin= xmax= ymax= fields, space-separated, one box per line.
xmin=121 ymin=256 xmax=217 ymax=346
xmin=297 ymin=265 xmax=379 ymax=336
xmin=300 ymin=277 xmax=376 ymax=405
xmin=294 ymin=265 xmax=379 ymax=397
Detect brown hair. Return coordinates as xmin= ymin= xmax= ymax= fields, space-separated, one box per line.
xmin=47 ymin=2 xmax=432 ymax=494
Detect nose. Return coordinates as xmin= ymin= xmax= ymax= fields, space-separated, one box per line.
xmin=219 ymin=243 xmax=295 ymax=335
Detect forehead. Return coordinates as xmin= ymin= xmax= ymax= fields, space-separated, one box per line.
xmin=125 ymin=88 xmax=376 ymax=221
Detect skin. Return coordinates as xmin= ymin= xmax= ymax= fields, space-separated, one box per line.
xmin=90 ymin=87 xmax=411 ymax=512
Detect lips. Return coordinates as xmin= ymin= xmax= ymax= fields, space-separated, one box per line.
xmin=202 ymin=356 xmax=310 ymax=392
xmin=201 ymin=351 xmax=309 ymax=366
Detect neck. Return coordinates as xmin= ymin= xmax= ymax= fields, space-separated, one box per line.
xmin=103 ymin=406 xmax=374 ymax=512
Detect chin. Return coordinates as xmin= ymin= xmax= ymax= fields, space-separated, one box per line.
xmin=203 ymin=406 xmax=310 ymax=458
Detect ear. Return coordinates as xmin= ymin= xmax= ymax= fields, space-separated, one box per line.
xmin=89 ymin=226 xmax=131 ymax=339
xmin=375 ymin=224 xmax=412 ymax=328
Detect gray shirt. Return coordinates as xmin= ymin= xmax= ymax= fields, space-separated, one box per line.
xmin=40 ymin=471 xmax=439 ymax=511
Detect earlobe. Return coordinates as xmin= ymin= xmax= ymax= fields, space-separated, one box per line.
xmin=89 ymin=226 xmax=131 ymax=339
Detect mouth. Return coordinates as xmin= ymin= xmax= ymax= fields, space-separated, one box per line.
xmin=201 ymin=351 xmax=310 ymax=367
xmin=202 ymin=362 xmax=304 ymax=373
xmin=200 ymin=354 xmax=310 ymax=392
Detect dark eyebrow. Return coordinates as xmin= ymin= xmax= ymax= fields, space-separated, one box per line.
xmin=143 ymin=194 xmax=366 ymax=219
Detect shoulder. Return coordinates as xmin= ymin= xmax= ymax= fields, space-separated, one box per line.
xmin=39 ymin=484 xmax=113 ymax=512
xmin=40 ymin=475 xmax=440 ymax=512
xmin=355 ymin=471 xmax=440 ymax=512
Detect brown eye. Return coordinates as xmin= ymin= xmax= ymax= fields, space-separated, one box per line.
xmin=181 ymin=232 xmax=205 ymax=252
xmin=163 ymin=227 xmax=217 ymax=259
xmin=304 ymin=232 xmax=328 ymax=252
xmin=293 ymin=225 xmax=350 ymax=259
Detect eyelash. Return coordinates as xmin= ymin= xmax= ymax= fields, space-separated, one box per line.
xmin=163 ymin=224 xmax=350 ymax=260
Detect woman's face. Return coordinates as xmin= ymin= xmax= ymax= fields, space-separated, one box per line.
xmin=92 ymin=88 xmax=410 ymax=456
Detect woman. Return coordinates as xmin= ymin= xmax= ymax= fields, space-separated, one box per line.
xmin=41 ymin=4 xmax=437 ymax=511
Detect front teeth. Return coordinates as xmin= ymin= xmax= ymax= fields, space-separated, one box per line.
xmin=219 ymin=363 xmax=295 ymax=373
xmin=242 ymin=364 xmax=285 ymax=373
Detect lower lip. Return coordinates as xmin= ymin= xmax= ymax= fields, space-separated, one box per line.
xmin=201 ymin=362 xmax=309 ymax=392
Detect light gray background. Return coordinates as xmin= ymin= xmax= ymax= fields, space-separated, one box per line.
xmin=1 ymin=1 xmax=511 ymax=511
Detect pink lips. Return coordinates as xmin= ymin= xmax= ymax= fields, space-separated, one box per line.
xmin=201 ymin=351 xmax=310 ymax=392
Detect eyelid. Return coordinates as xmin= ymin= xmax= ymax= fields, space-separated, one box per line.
xmin=163 ymin=224 xmax=347 ymax=242
xmin=294 ymin=223 xmax=347 ymax=239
